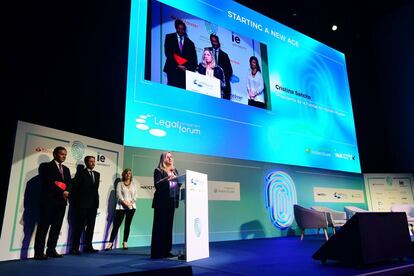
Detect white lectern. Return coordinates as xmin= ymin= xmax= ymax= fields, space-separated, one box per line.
xmin=175 ymin=170 xmax=209 ymax=262
xmin=185 ymin=70 xmax=221 ymax=98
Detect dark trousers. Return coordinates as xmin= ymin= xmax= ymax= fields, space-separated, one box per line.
xmin=151 ymin=199 xmax=175 ymax=258
xmin=109 ymin=209 xmax=135 ymax=243
xmin=71 ymin=207 xmax=97 ymax=250
xmin=223 ymin=82 xmax=231 ymax=100
xmin=248 ymin=99 xmax=266 ymax=109
xmin=34 ymin=204 xmax=66 ymax=255
xmin=166 ymin=70 xmax=185 ymax=89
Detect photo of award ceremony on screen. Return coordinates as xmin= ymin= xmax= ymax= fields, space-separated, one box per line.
xmin=145 ymin=1 xmax=270 ymax=110
xmin=124 ymin=0 xmax=360 ymax=173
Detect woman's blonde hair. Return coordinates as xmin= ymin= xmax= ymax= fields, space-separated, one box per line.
xmin=201 ymin=48 xmax=216 ymax=68
xmin=157 ymin=151 xmax=175 ymax=173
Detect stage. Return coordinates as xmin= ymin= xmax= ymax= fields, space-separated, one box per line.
xmin=1 ymin=236 xmax=414 ymax=275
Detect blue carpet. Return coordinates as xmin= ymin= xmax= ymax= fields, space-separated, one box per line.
xmin=0 ymin=236 xmax=413 ymax=275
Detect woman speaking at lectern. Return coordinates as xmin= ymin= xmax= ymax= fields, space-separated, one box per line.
xmin=150 ymin=152 xmax=180 ymax=259
xmin=197 ymin=47 xmax=226 ymax=98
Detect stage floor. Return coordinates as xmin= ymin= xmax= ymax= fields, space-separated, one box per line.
xmin=1 ymin=236 xmax=414 ymax=275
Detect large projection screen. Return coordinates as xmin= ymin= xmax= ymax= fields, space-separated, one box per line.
xmin=124 ymin=0 xmax=360 ymax=173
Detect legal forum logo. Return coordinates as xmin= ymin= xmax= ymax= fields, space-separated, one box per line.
xmin=193 ymin=79 xmax=215 ymax=90
xmin=135 ymin=114 xmax=201 ymax=137
xmin=191 ymin=177 xmax=202 ymax=186
xmin=189 ymin=177 xmax=205 ymax=193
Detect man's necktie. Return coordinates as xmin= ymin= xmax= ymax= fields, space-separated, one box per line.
xmin=179 ymin=36 xmax=183 ymax=53
xmin=58 ymin=163 xmax=64 ymax=180
xmin=90 ymin=170 xmax=94 ymax=183
xmin=215 ymin=49 xmax=218 ymax=63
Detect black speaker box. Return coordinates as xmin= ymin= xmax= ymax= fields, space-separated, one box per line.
xmin=312 ymin=212 xmax=412 ymax=265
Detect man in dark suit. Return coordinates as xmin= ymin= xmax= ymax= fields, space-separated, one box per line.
xmin=70 ymin=155 xmax=100 ymax=254
xmin=210 ymin=34 xmax=233 ymax=100
xmin=34 ymin=146 xmax=72 ymax=260
xmin=163 ymin=19 xmax=197 ymax=89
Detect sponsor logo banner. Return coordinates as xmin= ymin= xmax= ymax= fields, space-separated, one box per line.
xmin=136 ymin=176 xmax=155 ymax=199
xmin=313 ymin=187 xmax=364 ymax=203
xmin=208 ymin=181 xmax=240 ymax=201
xmin=364 ymin=173 xmax=414 ymax=212
xmin=136 ymin=177 xmax=240 ymax=201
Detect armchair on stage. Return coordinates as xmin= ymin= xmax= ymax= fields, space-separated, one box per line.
xmin=344 ymin=206 xmax=368 ymax=219
xmin=293 ymin=204 xmax=329 ymax=240
xmin=311 ymin=206 xmax=347 ymax=234
xmin=390 ymin=204 xmax=414 ymax=235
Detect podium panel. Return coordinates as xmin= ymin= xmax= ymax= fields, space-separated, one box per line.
xmin=185 ymin=170 xmax=209 ymax=261
xmin=185 ymin=70 xmax=221 ymax=98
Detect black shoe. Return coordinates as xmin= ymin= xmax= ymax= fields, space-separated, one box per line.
xmin=46 ymin=250 xmax=63 ymax=258
xmin=34 ymin=253 xmax=48 ymax=260
xmin=69 ymin=249 xmax=81 ymax=255
xmin=104 ymin=242 xmax=113 ymax=251
xmin=84 ymin=248 xmax=99 ymax=253
xmin=122 ymin=242 xmax=128 ymax=250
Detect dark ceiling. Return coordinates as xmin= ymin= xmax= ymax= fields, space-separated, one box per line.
xmin=235 ymin=0 xmax=410 ymax=53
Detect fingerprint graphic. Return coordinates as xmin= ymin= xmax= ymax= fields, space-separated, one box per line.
xmin=71 ymin=141 xmax=85 ymax=161
xmin=194 ymin=218 xmax=202 ymax=237
xmin=265 ymin=171 xmax=297 ymax=229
